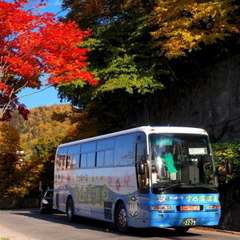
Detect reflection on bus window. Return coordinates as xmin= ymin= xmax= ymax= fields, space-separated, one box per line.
xmin=114 ymin=135 xmax=135 ymax=166
xmin=56 ymin=147 xmax=67 ymax=170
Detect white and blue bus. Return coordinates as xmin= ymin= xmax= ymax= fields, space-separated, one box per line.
xmin=53 ymin=126 xmax=221 ymax=233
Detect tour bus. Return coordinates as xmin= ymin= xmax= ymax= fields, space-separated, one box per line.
xmin=53 ymin=126 xmax=221 ymax=233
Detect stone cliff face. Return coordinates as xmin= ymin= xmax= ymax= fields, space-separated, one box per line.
xmin=219 ymin=177 xmax=240 ymax=231
xmin=129 ymin=54 xmax=240 ymax=143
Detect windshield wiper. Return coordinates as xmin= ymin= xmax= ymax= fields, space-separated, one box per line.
xmin=157 ymin=182 xmax=186 ymax=193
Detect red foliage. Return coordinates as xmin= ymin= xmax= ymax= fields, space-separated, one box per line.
xmin=0 ymin=0 xmax=97 ymax=121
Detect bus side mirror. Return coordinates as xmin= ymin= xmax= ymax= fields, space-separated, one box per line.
xmin=225 ymin=159 xmax=233 ymax=175
xmin=137 ymin=162 xmax=145 ymax=175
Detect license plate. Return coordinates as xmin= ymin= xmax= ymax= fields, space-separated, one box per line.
xmin=182 ymin=218 xmax=197 ymax=226
xmin=180 ymin=205 xmax=200 ymax=211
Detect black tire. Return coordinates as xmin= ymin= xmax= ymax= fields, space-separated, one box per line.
xmin=174 ymin=227 xmax=190 ymax=234
xmin=115 ymin=202 xmax=129 ymax=233
xmin=67 ymin=198 xmax=76 ymax=222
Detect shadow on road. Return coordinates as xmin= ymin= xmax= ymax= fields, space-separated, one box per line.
xmin=11 ymin=208 xmax=201 ymax=239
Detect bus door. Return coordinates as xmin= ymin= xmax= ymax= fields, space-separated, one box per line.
xmin=133 ymin=142 xmax=150 ymax=226
xmin=136 ymin=142 xmax=149 ymax=193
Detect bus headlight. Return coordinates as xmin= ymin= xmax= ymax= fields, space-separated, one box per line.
xmin=151 ymin=206 xmax=172 ymax=211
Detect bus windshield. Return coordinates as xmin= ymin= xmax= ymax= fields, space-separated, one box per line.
xmin=149 ymin=133 xmax=218 ymax=192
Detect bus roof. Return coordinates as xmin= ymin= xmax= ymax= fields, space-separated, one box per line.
xmin=58 ymin=126 xmax=208 ymax=148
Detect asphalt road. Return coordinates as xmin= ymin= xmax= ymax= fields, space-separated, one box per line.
xmin=0 ymin=209 xmax=240 ymax=240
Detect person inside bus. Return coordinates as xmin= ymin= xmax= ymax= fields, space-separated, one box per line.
xmin=151 ymin=143 xmax=178 ymax=181
xmin=162 ymin=146 xmax=178 ymax=180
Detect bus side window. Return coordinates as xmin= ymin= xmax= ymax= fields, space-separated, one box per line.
xmin=80 ymin=153 xmax=87 ymax=168
xmin=105 ymin=150 xmax=114 ymax=166
xmin=56 ymin=147 xmax=67 ymax=170
xmin=136 ymin=142 xmax=149 ymax=193
xmin=88 ymin=152 xmax=96 ymax=167
xmin=97 ymin=151 xmax=104 ymax=167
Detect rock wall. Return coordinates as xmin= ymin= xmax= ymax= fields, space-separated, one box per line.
xmin=130 ymin=54 xmax=240 ymax=143
xmin=218 ymin=177 xmax=240 ymax=231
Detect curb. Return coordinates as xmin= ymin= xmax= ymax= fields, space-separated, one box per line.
xmin=194 ymin=227 xmax=240 ymax=235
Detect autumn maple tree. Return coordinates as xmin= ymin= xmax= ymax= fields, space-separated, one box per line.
xmin=151 ymin=0 xmax=240 ymax=58
xmin=0 ymin=122 xmax=21 ymax=197
xmin=0 ymin=0 xmax=97 ymax=121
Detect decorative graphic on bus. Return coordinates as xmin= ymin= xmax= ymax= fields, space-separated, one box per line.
xmin=128 ymin=193 xmax=140 ymax=219
xmin=185 ymin=195 xmax=219 ymax=202
xmin=73 ymin=184 xmax=109 ymax=205
xmin=156 ymin=194 xmax=219 ymax=203
xmin=157 ymin=195 xmax=167 ymax=203
xmin=116 ymin=179 xmax=121 ymax=191
xmin=108 ymin=176 xmax=113 ymax=185
xmin=57 ymin=171 xmax=131 ymax=191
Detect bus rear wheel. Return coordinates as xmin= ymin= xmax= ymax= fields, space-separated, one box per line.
xmin=115 ymin=202 xmax=129 ymax=233
xmin=67 ymin=198 xmax=75 ymax=222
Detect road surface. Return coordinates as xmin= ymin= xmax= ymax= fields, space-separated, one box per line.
xmin=0 ymin=209 xmax=240 ymax=240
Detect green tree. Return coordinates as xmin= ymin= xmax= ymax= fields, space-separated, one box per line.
xmin=62 ymin=0 xmax=167 ymax=94
xmin=212 ymin=139 xmax=240 ymax=184
xmin=59 ymin=0 xmax=170 ymax=132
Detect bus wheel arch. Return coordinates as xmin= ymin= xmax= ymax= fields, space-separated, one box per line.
xmin=114 ymin=200 xmax=129 ymax=233
xmin=66 ymin=196 xmax=76 ymax=222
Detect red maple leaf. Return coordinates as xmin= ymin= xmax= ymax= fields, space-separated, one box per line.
xmin=108 ymin=176 xmax=113 ymax=185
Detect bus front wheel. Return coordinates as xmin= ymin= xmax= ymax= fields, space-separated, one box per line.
xmin=115 ymin=202 xmax=129 ymax=233
xmin=67 ymin=198 xmax=75 ymax=222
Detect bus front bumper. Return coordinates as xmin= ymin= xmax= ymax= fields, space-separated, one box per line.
xmin=149 ymin=211 xmax=221 ymax=228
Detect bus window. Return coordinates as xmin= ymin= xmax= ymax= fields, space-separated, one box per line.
xmin=82 ymin=142 xmax=96 ymax=152
xmin=68 ymin=145 xmax=81 ymax=154
xmin=149 ymin=133 xmax=217 ymax=187
xmin=68 ymin=155 xmax=79 ymax=169
xmin=97 ymin=139 xmax=115 ymax=150
xmin=136 ymin=142 xmax=149 ymax=193
xmin=114 ymin=134 xmax=135 ymax=166
xmin=88 ymin=152 xmax=96 ymax=167
xmin=56 ymin=147 xmax=67 ymax=170
xmin=105 ymin=150 xmax=114 ymax=166
xmin=66 ymin=155 xmax=71 ymax=169
xmin=97 ymin=151 xmax=104 ymax=167
xmin=80 ymin=153 xmax=87 ymax=168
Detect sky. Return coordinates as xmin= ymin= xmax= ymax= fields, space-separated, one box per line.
xmin=18 ymin=0 xmax=70 ymax=109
